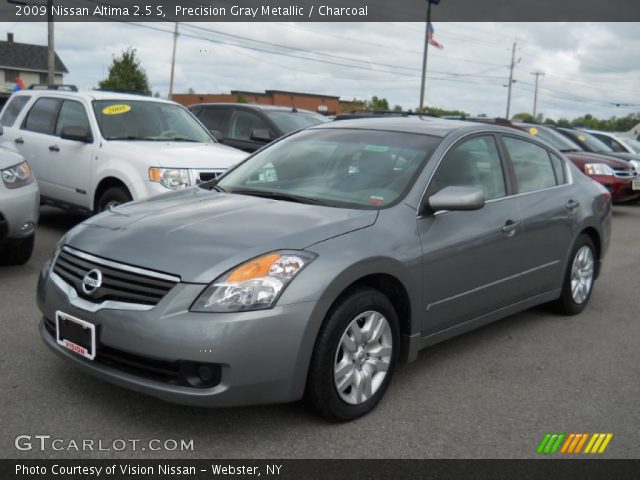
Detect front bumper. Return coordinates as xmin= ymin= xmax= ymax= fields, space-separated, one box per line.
xmin=590 ymin=175 xmax=640 ymax=203
xmin=0 ymin=181 xmax=39 ymax=240
xmin=37 ymin=262 xmax=319 ymax=407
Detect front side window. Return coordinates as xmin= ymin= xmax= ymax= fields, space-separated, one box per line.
xmin=228 ymin=110 xmax=270 ymax=141
xmin=23 ymin=97 xmax=60 ymax=135
xmin=55 ymin=100 xmax=91 ymax=138
xmin=430 ymin=136 xmax=506 ymax=201
xmin=0 ymin=95 xmax=30 ymax=127
xmin=198 ymin=108 xmax=231 ymax=135
xmin=92 ymin=100 xmax=213 ymax=143
xmin=217 ymin=128 xmax=440 ymax=209
xmin=503 ymin=137 xmax=559 ymax=193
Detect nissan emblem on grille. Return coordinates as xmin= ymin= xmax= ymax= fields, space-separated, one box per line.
xmin=82 ymin=269 xmax=103 ymax=295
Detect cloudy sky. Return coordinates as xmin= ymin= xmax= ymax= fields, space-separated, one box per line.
xmin=2 ymin=21 xmax=639 ymax=120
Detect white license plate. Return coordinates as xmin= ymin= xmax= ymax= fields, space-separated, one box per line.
xmin=55 ymin=311 xmax=96 ymax=360
xmin=633 ymin=180 xmax=640 ymax=191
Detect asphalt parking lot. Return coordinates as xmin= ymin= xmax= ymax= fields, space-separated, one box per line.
xmin=1 ymin=204 xmax=639 ymax=459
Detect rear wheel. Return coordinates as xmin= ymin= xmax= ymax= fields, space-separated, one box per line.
xmin=306 ymin=288 xmax=399 ymax=421
xmin=554 ymin=234 xmax=596 ymax=315
xmin=96 ymin=186 xmax=132 ymax=213
xmin=1 ymin=234 xmax=35 ymax=265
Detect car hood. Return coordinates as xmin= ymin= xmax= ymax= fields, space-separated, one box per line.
xmin=564 ymin=151 xmax=631 ymax=168
xmin=103 ymin=141 xmax=248 ymax=170
xmin=65 ymin=188 xmax=378 ymax=283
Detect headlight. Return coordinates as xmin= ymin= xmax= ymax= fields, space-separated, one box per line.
xmin=584 ymin=164 xmax=614 ymax=176
xmin=149 ymin=167 xmax=191 ymax=189
xmin=629 ymin=160 xmax=640 ymax=173
xmin=1 ymin=161 xmax=34 ymax=189
xmin=191 ymin=251 xmax=316 ymax=312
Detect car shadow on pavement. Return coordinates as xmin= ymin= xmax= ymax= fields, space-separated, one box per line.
xmin=38 ymin=206 xmax=89 ymax=233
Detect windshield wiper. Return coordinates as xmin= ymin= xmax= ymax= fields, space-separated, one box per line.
xmin=105 ymin=135 xmax=149 ymax=141
xmin=560 ymin=148 xmax=581 ymax=153
xmin=228 ymin=189 xmax=326 ymax=205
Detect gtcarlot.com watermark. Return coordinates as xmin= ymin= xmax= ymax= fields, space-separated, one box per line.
xmin=15 ymin=434 xmax=194 ymax=452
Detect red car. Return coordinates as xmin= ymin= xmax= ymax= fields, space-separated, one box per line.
xmin=472 ymin=119 xmax=640 ymax=203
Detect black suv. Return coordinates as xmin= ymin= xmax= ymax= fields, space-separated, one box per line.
xmin=188 ymin=103 xmax=328 ymax=152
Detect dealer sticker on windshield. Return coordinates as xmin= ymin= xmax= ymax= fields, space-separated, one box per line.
xmin=102 ymin=104 xmax=131 ymax=115
xmin=529 ymin=127 xmax=538 ymax=135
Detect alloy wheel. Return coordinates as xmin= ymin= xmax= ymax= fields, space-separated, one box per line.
xmin=570 ymin=245 xmax=594 ymax=304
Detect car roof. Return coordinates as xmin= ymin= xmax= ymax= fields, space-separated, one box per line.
xmin=190 ymin=103 xmax=319 ymax=114
xmin=308 ymin=115 xmax=492 ymax=138
xmin=12 ymin=89 xmax=176 ymax=105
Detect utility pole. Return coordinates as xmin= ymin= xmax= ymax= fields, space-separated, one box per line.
xmin=169 ymin=22 xmax=179 ymax=99
xmin=419 ymin=0 xmax=440 ymax=112
xmin=47 ymin=0 xmax=55 ymax=84
xmin=505 ymin=41 xmax=517 ymax=120
xmin=531 ymin=71 xmax=545 ymax=119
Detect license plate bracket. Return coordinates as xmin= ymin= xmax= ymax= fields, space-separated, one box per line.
xmin=632 ymin=179 xmax=640 ymax=191
xmin=55 ymin=311 xmax=96 ymax=360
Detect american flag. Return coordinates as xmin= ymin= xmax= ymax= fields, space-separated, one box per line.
xmin=427 ymin=22 xmax=444 ymax=49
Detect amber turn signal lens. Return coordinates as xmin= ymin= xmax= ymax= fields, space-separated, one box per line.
xmin=226 ymin=253 xmax=281 ymax=283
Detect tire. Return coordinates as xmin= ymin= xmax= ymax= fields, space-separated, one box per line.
xmin=554 ymin=234 xmax=597 ymax=315
xmin=96 ymin=186 xmax=132 ymax=213
xmin=306 ymin=287 xmax=400 ymax=422
xmin=1 ymin=234 xmax=35 ymax=265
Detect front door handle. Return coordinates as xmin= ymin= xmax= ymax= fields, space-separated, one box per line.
xmin=566 ymin=200 xmax=580 ymax=211
xmin=501 ymin=219 xmax=521 ymax=236
xmin=49 ymin=145 xmax=60 ymax=152
xmin=14 ymin=137 xmax=24 ymax=145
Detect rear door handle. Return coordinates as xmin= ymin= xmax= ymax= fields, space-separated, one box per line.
xmin=501 ymin=219 xmax=521 ymax=236
xmin=49 ymin=145 xmax=60 ymax=152
xmin=566 ymin=200 xmax=580 ymax=211
xmin=14 ymin=137 xmax=24 ymax=145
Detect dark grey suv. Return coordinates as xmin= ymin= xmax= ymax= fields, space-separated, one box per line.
xmin=189 ymin=103 xmax=328 ymax=152
xmin=37 ymin=117 xmax=611 ymax=421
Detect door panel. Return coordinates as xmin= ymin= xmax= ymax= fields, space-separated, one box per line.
xmin=419 ymin=135 xmax=523 ymax=334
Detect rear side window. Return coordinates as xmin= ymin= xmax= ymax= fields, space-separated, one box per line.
xmin=23 ymin=97 xmax=60 ymax=135
xmin=1 ymin=95 xmax=30 ymax=127
xmin=55 ymin=100 xmax=91 ymax=137
xmin=503 ymin=137 xmax=559 ymax=193
xmin=198 ymin=108 xmax=231 ymax=136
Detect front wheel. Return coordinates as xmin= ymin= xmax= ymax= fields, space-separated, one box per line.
xmin=1 ymin=234 xmax=35 ymax=265
xmin=306 ymin=288 xmax=399 ymax=421
xmin=96 ymin=186 xmax=132 ymax=213
xmin=554 ymin=234 xmax=597 ymax=315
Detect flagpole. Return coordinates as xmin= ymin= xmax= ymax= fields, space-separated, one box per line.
xmin=418 ymin=0 xmax=433 ymax=112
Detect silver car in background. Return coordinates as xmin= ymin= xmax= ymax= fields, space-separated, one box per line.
xmin=37 ymin=118 xmax=611 ymax=421
xmin=0 ymin=126 xmax=39 ymax=265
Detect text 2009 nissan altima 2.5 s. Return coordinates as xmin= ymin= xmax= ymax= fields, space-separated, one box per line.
xmin=37 ymin=117 xmax=611 ymax=421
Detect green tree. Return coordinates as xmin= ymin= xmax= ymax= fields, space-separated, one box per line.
xmin=236 ymin=93 xmax=248 ymax=103
xmin=98 ymin=47 xmax=151 ymax=96
xmin=364 ymin=96 xmax=390 ymax=111
xmin=512 ymin=112 xmax=536 ymax=122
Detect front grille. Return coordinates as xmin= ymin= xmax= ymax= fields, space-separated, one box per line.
xmin=43 ymin=317 xmax=221 ymax=388
xmin=613 ymin=168 xmax=637 ymax=178
xmin=53 ymin=247 xmax=179 ymax=306
xmin=196 ymin=170 xmax=226 ymax=183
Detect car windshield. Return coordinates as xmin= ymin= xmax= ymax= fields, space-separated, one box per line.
xmin=523 ymin=125 xmax=581 ymax=152
xmin=216 ymin=128 xmax=440 ymax=209
xmin=92 ymin=100 xmax=214 ymax=142
xmin=622 ymin=137 xmax=640 ymax=154
xmin=265 ymin=110 xmax=329 ymax=134
xmin=566 ymin=130 xmax=613 ymax=153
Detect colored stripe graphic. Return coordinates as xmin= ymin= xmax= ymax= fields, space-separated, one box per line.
xmin=540 ymin=433 xmax=613 ymax=454
xmin=537 ymin=433 xmax=565 ymax=454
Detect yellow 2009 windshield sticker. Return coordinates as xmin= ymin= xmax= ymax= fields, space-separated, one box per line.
xmin=102 ymin=104 xmax=131 ymax=115
xmin=529 ymin=127 xmax=538 ymax=135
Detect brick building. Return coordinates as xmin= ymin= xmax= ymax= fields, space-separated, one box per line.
xmin=172 ymin=90 xmax=364 ymax=115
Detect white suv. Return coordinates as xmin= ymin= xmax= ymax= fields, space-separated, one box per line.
xmin=0 ymin=87 xmax=247 ymax=212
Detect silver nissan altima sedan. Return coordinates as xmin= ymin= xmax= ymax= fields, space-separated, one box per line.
xmin=37 ymin=117 xmax=611 ymax=421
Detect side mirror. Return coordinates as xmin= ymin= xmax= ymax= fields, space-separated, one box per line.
xmin=250 ymin=128 xmax=272 ymax=143
xmin=209 ymin=129 xmax=223 ymax=142
xmin=0 ymin=125 xmax=3 ymax=136
xmin=428 ymin=186 xmax=485 ymax=213
xmin=60 ymin=125 xmax=92 ymax=143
